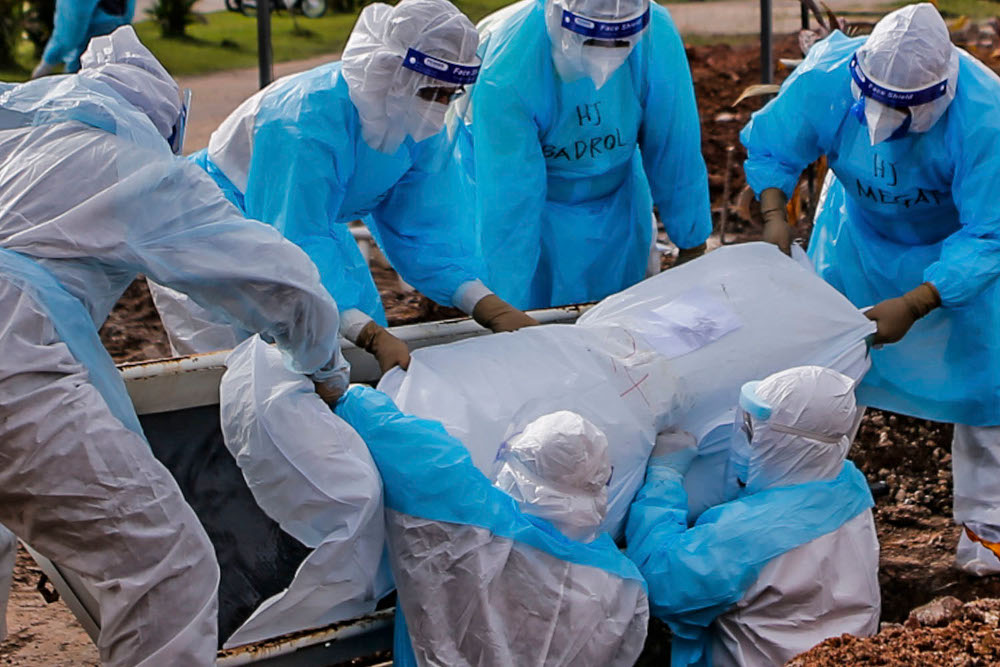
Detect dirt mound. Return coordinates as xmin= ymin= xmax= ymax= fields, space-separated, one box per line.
xmin=791 ymin=597 xmax=1000 ymax=665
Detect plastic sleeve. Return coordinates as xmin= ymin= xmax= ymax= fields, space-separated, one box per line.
xmin=471 ymin=80 xmax=549 ymax=308
xmin=340 ymin=307 xmax=374 ymax=342
xmin=638 ymin=10 xmax=712 ymax=249
xmin=43 ymin=0 xmax=101 ymax=65
xmin=119 ymin=152 xmax=344 ymax=379
xmin=368 ymin=135 xmax=487 ymax=306
xmin=453 ymin=279 xmax=493 ymax=314
xmin=923 ymin=107 xmax=1000 ymax=307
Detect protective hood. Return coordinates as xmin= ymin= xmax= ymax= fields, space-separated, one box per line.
xmin=850 ymin=3 xmax=958 ymax=145
xmin=544 ymin=0 xmax=650 ymax=89
xmin=341 ymin=0 xmax=480 ymax=154
xmin=728 ymin=366 xmax=858 ymax=495
xmin=77 ymin=26 xmax=182 ymax=143
xmin=493 ymin=411 xmax=611 ymax=542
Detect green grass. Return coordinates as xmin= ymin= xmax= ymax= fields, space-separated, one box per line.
xmin=0 ymin=0 xmax=514 ymax=82
xmin=133 ymin=10 xmax=356 ymax=77
xmin=891 ymin=0 xmax=999 ymax=18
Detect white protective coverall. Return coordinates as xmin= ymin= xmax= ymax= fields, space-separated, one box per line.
xmin=217 ymin=336 xmax=391 ymax=647
xmin=334 ymin=389 xmax=649 ymax=666
xmin=626 ymin=366 xmax=880 ymax=666
xmin=0 ymin=26 xmax=346 ymax=665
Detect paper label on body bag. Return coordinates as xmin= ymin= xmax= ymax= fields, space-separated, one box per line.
xmin=636 ymin=286 xmax=743 ymax=359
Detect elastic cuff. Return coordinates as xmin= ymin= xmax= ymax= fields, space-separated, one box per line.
xmin=453 ymin=280 xmax=494 ymax=315
xmin=340 ymin=308 xmax=374 ymax=343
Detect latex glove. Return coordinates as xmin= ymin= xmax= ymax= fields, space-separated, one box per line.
xmin=356 ymin=321 xmax=411 ymax=373
xmin=866 ymin=282 xmax=940 ymax=345
xmin=472 ymin=294 xmax=539 ymax=333
xmin=311 ymin=352 xmax=350 ymax=405
xmin=31 ymin=61 xmax=57 ymax=79
xmin=314 ymin=379 xmax=344 ymax=405
xmin=651 ymin=427 xmax=699 ymax=474
xmin=674 ymin=243 xmax=706 ymax=267
xmin=760 ymin=187 xmax=792 ymax=255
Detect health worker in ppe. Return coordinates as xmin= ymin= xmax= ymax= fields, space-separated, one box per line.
xmin=740 ymin=3 xmax=1000 ymax=575
xmin=0 ymin=26 xmax=349 ymax=666
xmin=31 ymin=0 xmax=135 ymax=78
xmin=335 ymin=392 xmax=649 ymax=666
xmin=151 ymin=0 xmax=536 ymax=375
xmin=626 ymin=366 xmax=880 ymax=666
xmin=465 ymin=0 xmax=712 ymax=310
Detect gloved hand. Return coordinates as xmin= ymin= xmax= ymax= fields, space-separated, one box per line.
xmin=356 ymin=321 xmax=411 ymax=373
xmin=866 ymin=282 xmax=940 ymax=345
xmin=651 ymin=427 xmax=699 ymax=475
xmin=472 ymin=294 xmax=539 ymax=333
xmin=760 ymin=187 xmax=792 ymax=255
xmin=31 ymin=61 xmax=57 ymax=79
xmin=674 ymin=243 xmax=707 ymax=267
xmin=314 ymin=380 xmax=345 ymax=405
xmin=311 ymin=352 xmax=350 ymax=405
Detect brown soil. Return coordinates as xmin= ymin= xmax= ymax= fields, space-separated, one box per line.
xmin=791 ymin=597 xmax=1000 ymax=665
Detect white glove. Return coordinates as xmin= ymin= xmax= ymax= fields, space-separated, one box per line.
xmin=651 ymin=427 xmax=699 ymax=474
xmin=31 ymin=61 xmax=57 ymax=79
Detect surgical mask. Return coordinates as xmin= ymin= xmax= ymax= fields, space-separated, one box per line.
xmin=545 ymin=0 xmax=649 ymax=89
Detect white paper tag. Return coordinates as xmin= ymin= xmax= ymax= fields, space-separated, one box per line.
xmin=637 ymin=287 xmax=743 ymax=359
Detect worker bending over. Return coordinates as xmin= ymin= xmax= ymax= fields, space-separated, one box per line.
xmin=465 ymin=0 xmax=712 ymax=309
xmin=626 ymin=367 xmax=880 ymax=666
xmin=336 ymin=391 xmax=649 ymax=666
xmin=742 ymin=3 xmax=1000 ymax=574
xmin=0 ymin=27 xmax=348 ymax=665
xmin=152 ymin=0 xmax=535 ymax=373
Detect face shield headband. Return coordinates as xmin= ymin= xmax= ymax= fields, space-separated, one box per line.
xmin=848 ymin=54 xmax=948 ymax=142
xmin=739 ymin=381 xmax=845 ymax=444
xmin=402 ymin=47 xmax=481 ymax=86
xmin=559 ymin=6 xmax=650 ymax=41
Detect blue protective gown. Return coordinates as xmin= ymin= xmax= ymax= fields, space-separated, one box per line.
xmin=469 ymin=0 xmax=712 ymax=309
xmin=625 ymin=458 xmax=873 ymax=666
xmin=42 ymin=0 xmax=136 ymax=72
xmin=335 ymin=386 xmax=648 ymax=666
xmin=195 ymin=62 xmax=486 ymax=324
xmin=741 ymin=32 xmax=1000 ymax=426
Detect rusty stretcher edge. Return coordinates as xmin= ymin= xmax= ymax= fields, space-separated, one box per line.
xmin=27 ymin=303 xmax=590 ymax=665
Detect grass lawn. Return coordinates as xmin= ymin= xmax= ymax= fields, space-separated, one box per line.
xmin=926 ymin=0 xmax=1000 ymax=19
xmin=0 ymin=0 xmax=513 ymax=82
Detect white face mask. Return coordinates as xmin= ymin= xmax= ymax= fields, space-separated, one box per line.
xmin=544 ymin=0 xmax=649 ymax=89
xmin=863 ymin=99 xmax=909 ymax=145
xmin=405 ymin=96 xmax=449 ymax=143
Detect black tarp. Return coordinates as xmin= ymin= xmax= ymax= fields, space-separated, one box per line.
xmin=140 ymin=405 xmax=311 ymax=645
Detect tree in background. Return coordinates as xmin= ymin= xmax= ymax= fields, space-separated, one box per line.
xmin=147 ymin=0 xmax=199 ymax=38
xmin=23 ymin=0 xmax=56 ymax=59
xmin=0 ymin=0 xmax=24 ymax=69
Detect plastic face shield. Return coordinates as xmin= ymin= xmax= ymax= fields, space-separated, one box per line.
xmin=401 ymin=47 xmax=480 ymax=149
xmin=724 ymin=381 xmax=773 ymax=494
xmin=559 ymin=5 xmax=650 ymax=43
xmin=848 ymin=54 xmax=947 ymax=144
